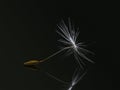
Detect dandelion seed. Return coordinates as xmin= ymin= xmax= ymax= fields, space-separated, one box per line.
xmin=24 ymin=18 xmax=94 ymax=68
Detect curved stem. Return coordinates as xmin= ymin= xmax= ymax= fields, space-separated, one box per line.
xmin=40 ymin=46 xmax=71 ymax=63
xmin=46 ymin=72 xmax=69 ymax=84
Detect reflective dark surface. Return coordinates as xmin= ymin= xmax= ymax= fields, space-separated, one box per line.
xmin=0 ymin=0 xmax=113 ymax=90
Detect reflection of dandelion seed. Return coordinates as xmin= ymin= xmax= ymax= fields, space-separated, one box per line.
xmin=46 ymin=67 xmax=86 ymax=90
xmin=24 ymin=18 xmax=94 ymax=68
xmin=24 ymin=62 xmax=86 ymax=90
xmin=67 ymin=68 xmax=86 ymax=90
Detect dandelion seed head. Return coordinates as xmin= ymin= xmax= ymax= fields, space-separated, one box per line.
xmin=57 ymin=18 xmax=94 ymax=67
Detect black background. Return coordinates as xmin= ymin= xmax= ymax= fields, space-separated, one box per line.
xmin=0 ymin=0 xmax=113 ymax=90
